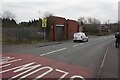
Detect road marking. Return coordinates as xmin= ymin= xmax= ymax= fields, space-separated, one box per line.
xmin=70 ymin=75 xmax=85 ymax=80
xmin=97 ymin=46 xmax=110 ymax=78
xmin=40 ymin=48 xmax=67 ymax=56
xmin=73 ymin=43 xmax=84 ymax=47
xmin=0 ymin=62 xmax=35 ymax=74
xmin=0 ymin=59 xmax=22 ymax=65
xmin=0 ymin=57 xmax=14 ymax=63
xmin=73 ymin=44 xmax=79 ymax=47
xmin=100 ymin=46 xmax=109 ymax=68
xmin=0 ymin=64 xmax=11 ymax=68
xmin=56 ymin=69 xmax=69 ymax=79
xmin=11 ymin=64 xmax=41 ymax=79
xmin=1 ymin=53 xmax=91 ymax=78
xmin=20 ymin=66 xmax=53 ymax=79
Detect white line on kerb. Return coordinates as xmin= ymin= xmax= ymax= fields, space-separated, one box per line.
xmin=40 ymin=48 xmax=67 ymax=56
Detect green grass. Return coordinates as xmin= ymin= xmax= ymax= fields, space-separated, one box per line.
xmin=2 ymin=39 xmax=49 ymax=45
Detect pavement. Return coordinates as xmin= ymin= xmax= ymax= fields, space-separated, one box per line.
xmin=2 ymin=41 xmax=61 ymax=53
xmin=99 ymin=41 xmax=119 ymax=79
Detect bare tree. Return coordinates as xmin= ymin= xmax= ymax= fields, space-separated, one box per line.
xmin=87 ymin=17 xmax=101 ymax=24
xmin=43 ymin=11 xmax=53 ymax=19
xmin=77 ymin=17 xmax=101 ymax=34
xmin=78 ymin=17 xmax=101 ymax=25
xmin=77 ymin=17 xmax=87 ymax=25
xmin=2 ymin=11 xmax=16 ymax=20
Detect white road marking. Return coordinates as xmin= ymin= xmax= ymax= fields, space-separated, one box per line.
xmin=73 ymin=44 xmax=79 ymax=47
xmin=0 ymin=57 xmax=15 ymax=63
xmin=0 ymin=64 xmax=11 ymax=68
xmin=0 ymin=59 xmax=21 ymax=65
xmin=20 ymin=66 xmax=53 ymax=79
xmin=97 ymin=46 xmax=110 ymax=77
xmin=10 ymin=64 xmax=41 ymax=79
xmin=79 ymin=43 xmax=84 ymax=45
xmin=0 ymin=62 xmax=35 ymax=74
xmin=70 ymin=75 xmax=85 ymax=80
xmin=40 ymin=48 xmax=67 ymax=56
xmin=35 ymin=67 xmax=53 ymax=78
xmin=73 ymin=43 xmax=84 ymax=47
xmin=56 ymin=69 xmax=69 ymax=79
xmin=100 ymin=46 xmax=109 ymax=68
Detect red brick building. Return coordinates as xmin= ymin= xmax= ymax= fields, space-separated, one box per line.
xmin=47 ymin=16 xmax=80 ymax=41
xmin=66 ymin=19 xmax=79 ymax=39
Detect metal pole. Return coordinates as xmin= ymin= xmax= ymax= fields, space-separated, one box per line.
xmin=44 ymin=28 xmax=46 ymax=40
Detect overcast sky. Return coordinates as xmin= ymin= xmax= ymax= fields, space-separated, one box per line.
xmin=0 ymin=0 xmax=119 ymax=23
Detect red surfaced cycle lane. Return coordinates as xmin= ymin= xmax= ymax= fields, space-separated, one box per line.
xmin=1 ymin=53 xmax=92 ymax=79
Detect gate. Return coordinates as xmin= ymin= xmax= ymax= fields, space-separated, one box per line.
xmin=55 ymin=25 xmax=64 ymax=41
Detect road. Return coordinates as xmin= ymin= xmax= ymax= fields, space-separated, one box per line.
xmin=2 ymin=35 xmax=118 ymax=79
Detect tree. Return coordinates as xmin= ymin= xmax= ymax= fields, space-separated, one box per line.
xmin=77 ymin=17 xmax=101 ymax=25
xmin=2 ymin=11 xmax=16 ymax=20
xmin=87 ymin=17 xmax=101 ymax=24
xmin=2 ymin=18 xmax=17 ymax=27
xmin=77 ymin=17 xmax=101 ymax=34
xmin=77 ymin=17 xmax=87 ymax=25
xmin=2 ymin=11 xmax=17 ymax=27
xmin=43 ymin=11 xmax=53 ymax=19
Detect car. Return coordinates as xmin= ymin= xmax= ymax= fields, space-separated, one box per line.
xmin=73 ymin=32 xmax=88 ymax=42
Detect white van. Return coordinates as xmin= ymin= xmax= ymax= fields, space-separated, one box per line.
xmin=73 ymin=32 xmax=88 ymax=42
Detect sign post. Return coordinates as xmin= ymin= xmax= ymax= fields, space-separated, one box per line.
xmin=42 ymin=19 xmax=47 ymax=40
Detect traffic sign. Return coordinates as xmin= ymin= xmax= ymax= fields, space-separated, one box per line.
xmin=42 ymin=19 xmax=47 ymax=28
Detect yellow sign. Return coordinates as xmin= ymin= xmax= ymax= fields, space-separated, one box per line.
xmin=42 ymin=19 xmax=47 ymax=28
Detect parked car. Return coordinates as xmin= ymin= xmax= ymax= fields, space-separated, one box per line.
xmin=73 ymin=32 xmax=88 ymax=42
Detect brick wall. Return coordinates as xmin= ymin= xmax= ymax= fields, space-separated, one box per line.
xmin=67 ymin=19 xmax=79 ymax=39
xmin=54 ymin=16 xmax=67 ymax=40
xmin=47 ymin=16 xmax=80 ymax=41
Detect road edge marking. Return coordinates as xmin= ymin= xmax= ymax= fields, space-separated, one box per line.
xmin=97 ymin=45 xmax=110 ymax=78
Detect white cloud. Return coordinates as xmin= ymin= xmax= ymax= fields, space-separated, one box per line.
xmin=0 ymin=0 xmax=119 ymax=2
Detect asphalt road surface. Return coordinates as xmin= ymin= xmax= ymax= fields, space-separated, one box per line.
xmin=2 ymin=35 xmax=117 ymax=79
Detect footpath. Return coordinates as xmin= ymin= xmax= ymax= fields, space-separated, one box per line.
xmin=2 ymin=41 xmax=61 ymax=53
xmin=100 ymin=41 xmax=119 ymax=79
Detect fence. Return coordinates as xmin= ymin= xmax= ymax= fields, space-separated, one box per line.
xmin=3 ymin=27 xmax=45 ymax=43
